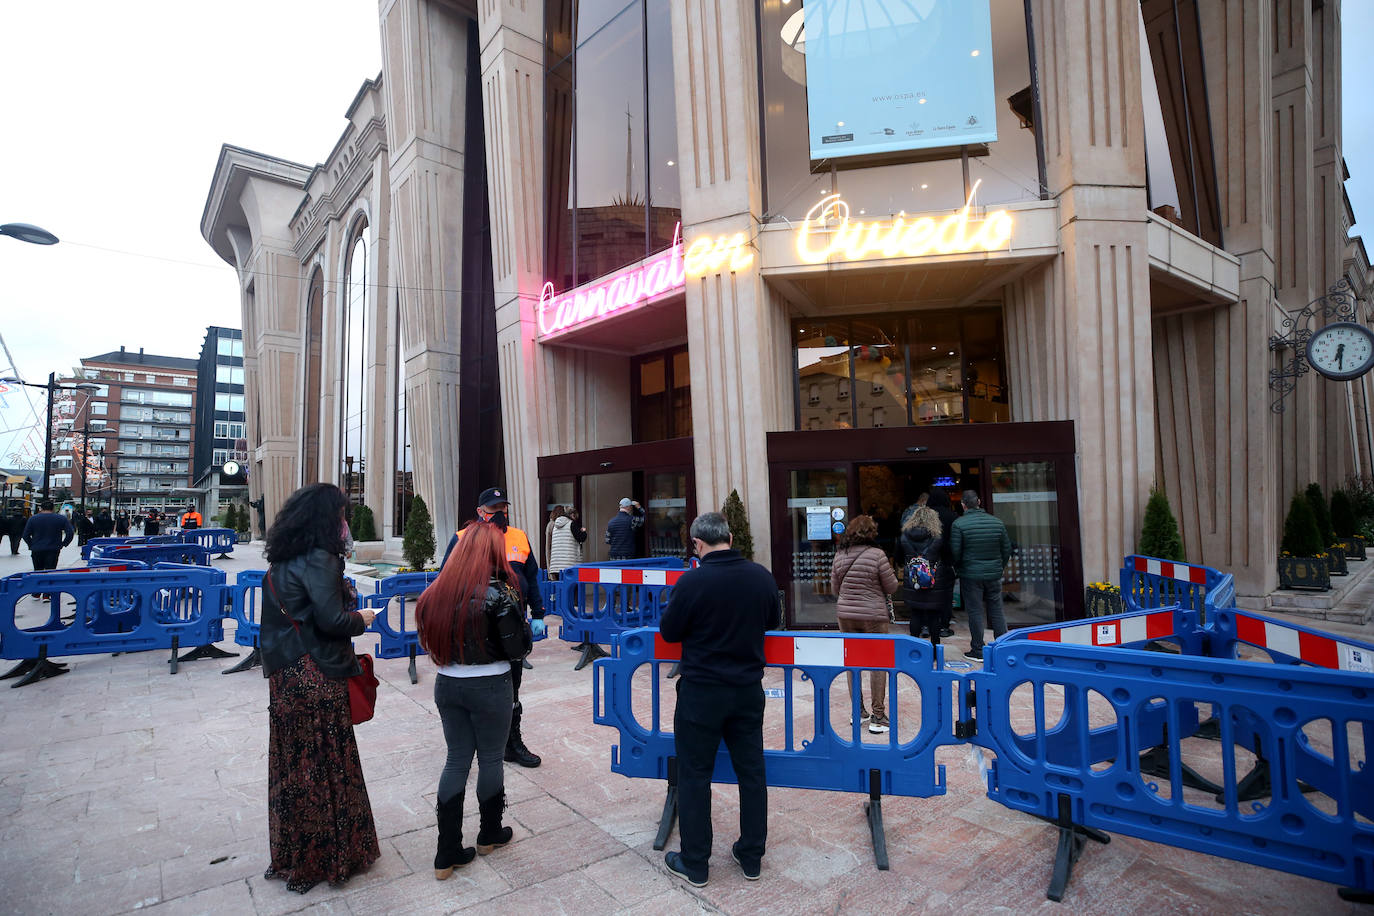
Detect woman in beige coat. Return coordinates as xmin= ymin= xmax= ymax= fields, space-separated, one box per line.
xmin=829 ymin=515 xmax=898 ymax=734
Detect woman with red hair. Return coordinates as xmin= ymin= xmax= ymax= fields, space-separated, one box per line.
xmin=416 ymin=521 xmax=531 ymax=879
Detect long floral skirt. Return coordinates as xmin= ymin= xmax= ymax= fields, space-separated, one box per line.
xmin=265 ymin=654 xmax=380 ymax=893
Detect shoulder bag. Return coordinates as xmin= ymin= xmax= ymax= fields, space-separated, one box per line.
xmin=266 ymin=569 xmax=378 ymax=725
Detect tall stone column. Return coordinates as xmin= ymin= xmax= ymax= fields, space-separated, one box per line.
xmin=477 ymin=1 xmax=547 ymax=536
xmin=670 ymin=1 xmax=792 ymax=567
xmin=380 ymin=0 xmax=471 ymax=541
xmin=1030 ymin=0 xmax=1155 ymax=583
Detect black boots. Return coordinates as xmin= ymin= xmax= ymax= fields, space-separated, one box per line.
xmin=475 ymin=792 xmax=513 ymax=854
xmin=434 ymin=792 xmax=476 ymax=879
xmin=504 ymin=702 xmax=542 ymax=768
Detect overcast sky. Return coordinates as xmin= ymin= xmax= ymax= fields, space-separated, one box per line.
xmin=2 ymin=2 xmax=1373 ymax=467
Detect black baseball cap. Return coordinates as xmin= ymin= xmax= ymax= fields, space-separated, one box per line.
xmin=477 ymin=487 xmax=510 ymax=508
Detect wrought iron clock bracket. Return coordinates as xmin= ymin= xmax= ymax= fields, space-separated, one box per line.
xmin=1267 ymin=279 xmax=1364 ymax=413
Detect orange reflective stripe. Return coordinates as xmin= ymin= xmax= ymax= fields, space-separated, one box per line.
xmin=455 ymin=524 xmax=531 ymax=565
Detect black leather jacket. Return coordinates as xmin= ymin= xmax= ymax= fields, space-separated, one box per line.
xmin=443 ymin=577 xmax=531 ymax=666
xmin=260 ymin=548 xmax=367 ymax=679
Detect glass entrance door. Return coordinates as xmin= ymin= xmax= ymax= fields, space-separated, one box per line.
xmin=989 ymin=461 xmax=1064 ymax=625
xmin=785 ymin=467 xmax=849 ymax=627
xmin=644 ymin=471 xmax=690 ymax=559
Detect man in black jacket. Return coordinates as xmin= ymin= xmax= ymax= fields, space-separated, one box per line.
xmin=658 ymin=511 xmax=781 ymax=887
xmin=604 ymin=497 xmax=643 ymax=560
xmin=21 ymin=500 xmax=74 ymax=573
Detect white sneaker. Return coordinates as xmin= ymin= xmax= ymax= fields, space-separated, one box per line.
xmin=849 ymin=713 xmax=871 ymax=726
xmin=868 ymin=720 xmax=889 ymax=734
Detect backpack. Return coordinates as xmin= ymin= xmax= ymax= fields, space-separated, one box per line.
xmin=904 ymin=554 xmax=935 ymax=590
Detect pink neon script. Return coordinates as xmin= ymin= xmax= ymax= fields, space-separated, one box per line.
xmin=538 ymin=225 xmax=686 ymax=338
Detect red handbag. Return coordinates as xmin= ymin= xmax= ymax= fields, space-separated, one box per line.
xmin=267 ymin=570 xmax=377 ymax=724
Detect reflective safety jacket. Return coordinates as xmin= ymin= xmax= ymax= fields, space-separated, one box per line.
xmin=180 ymin=511 xmax=203 ymax=529
xmin=442 ymin=522 xmax=544 ymax=618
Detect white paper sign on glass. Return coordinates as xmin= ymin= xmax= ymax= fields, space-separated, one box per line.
xmin=806 ymin=505 xmax=834 ymax=541
xmin=803 ymin=0 xmax=998 ymax=160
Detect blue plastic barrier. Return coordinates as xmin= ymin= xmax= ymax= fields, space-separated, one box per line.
xmin=1119 ymin=554 xmax=1230 ymax=621
xmin=219 ymin=570 xmax=265 ymax=674
xmin=594 ymin=626 xmax=956 ymax=868
xmin=556 ymin=560 xmax=689 ymax=669
xmin=180 ymin=527 xmax=237 ymax=557
xmin=367 ymin=571 xmax=438 ymax=684
xmin=103 ymin=544 xmax=215 ymax=567
xmin=83 ymin=536 xmax=151 ymax=560
xmin=968 ymin=561 xmax=1374 ymax=901
xmin=0 ymin=565 xmax=233 ymax=686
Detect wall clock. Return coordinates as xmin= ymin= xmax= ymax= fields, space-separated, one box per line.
xmin=1305 ymin=322 xmax=1374 ymax=381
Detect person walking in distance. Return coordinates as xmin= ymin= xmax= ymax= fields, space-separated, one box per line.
xmin=21 ymin=500 xmax=74 ymax=573
xmin=950 ymin=490 xmax=1012 ymax=661
xmin=604 ymin=497 xmax=644 ymax=560
xmin=417 ymin=523 xmax=532 ymax=879
xmin=659 ymin=511 xmax=781 ymax=887
xmin=441 ymin=487 xmax=547 ymax=768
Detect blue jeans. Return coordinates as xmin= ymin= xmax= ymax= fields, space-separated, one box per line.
xmin=960 ymin=577 xmax=1007 ymax=651
xmin=673 ymin=679 xmax=767 ymax=876
xmin=434 ymin=671 xmax=512 ymax=803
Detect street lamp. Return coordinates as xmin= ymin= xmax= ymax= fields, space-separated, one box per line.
xmin=0 ymin=375 xmax=101 ymax=501
xmin=0 ymin=223 xmax=59 ymax=245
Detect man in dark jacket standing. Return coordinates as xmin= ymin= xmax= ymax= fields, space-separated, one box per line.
xmin=659 ymin=511 xmax=781 ymax=887
xmin=604 ymin=497 xmax=643 ymax=560
xmin=950 ymin=490 xmax=1012 ymax=660
xmin=21 ymin=500 xmax=74 ymax=572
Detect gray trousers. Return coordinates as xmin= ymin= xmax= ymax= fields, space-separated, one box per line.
xmin=434 ymin=670 xmax=513 ymax=803
xmin=960 ymin=577 xmax=1007 ymax=650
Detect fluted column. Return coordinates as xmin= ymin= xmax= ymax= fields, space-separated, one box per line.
xmin=672 ymin=0 xmax=790 ymax=566
xmin=1028 ymin=0 xmax=1154 ymax=584
xmin=477 ymin=0 xmax=547 ymax=535
xmin=381 ymin=0 xmax=470 ymax=540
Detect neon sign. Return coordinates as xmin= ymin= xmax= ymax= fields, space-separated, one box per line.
xmin=795 ymin=181 xmax=1013 ymax=264
xmin=537 ymin=224 xmax=753 ymax=340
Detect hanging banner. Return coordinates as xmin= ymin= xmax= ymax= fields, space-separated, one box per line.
xmin=803 ymin=0 xmax=998 ymax=161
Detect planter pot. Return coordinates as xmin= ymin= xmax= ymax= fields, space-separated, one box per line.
xmin=1277 ymin=556 xmax=1331 ymax=591
xmin=236 ymin=531 xmax=250 ymax=544
xmin=1084 ymin=587 xmax=1124 ymax=618
xmin=1328 ymin=546 xmax=1348 ymax=576
xmin=1338 ymin=536 xmax=1366 ymax=561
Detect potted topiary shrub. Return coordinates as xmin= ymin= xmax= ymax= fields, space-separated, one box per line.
xmin=1127 ymin=485 xmax=1187 ymax=608
xmin=401 ymin=495 xmax=437 ymax=573
xmin=1331 ymin=488 xmax=1366 ymax=561
xmin=234 ymin=503 xmax=251 ymax=543
xmin=1279 ymin=492 xmax=1330 ymax=590
xmin=1306 ymin=483 xmax=1345 ymax=576
xmin=721 ymin=489 xmax=754 ymax=560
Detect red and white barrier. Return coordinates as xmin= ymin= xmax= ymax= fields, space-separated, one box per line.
xmin=1026 ymin=610 xmax=1175 ymax=647
xmin=1129 ymin=556 xmax=1209 ymax=585
xmin=577 ymin=567 xmax=686 ymax=586
xmin=653 ymin=632 xmax=897 ymax=668
xmin=1234 ymin=612 xmax=1374 ymax=672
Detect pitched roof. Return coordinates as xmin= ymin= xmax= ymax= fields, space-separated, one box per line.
xmin=82 ymin=350 xmax=199 ymax=371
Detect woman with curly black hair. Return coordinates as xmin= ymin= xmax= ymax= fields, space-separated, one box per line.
xmin=259 ymin=483 xmax=380 ymax=894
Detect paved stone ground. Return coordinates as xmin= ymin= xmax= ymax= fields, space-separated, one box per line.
xmin=0 ymin=541 xmax=1367 ymax=915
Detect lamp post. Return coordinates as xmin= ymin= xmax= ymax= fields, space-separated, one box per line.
xmin=0 ymin=375 xmax=101 ymax=501
xmin=0 ymin=223 xmax=59 ymax=246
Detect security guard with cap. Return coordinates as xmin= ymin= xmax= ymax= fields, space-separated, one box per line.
xmin=180 ymin=504 xmax=203 ymax=530
xmin=442 ymin=487 xmax=546 ymax=767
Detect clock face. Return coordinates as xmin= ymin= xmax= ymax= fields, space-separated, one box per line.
xmin=1306 ymin=322 xmax=1374 ymax=381
xmin=222 ymin=461 xmax=240 ymax=477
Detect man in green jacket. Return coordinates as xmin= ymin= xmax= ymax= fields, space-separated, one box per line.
xmin=950 ymin=490 xmax=1012 ymax=661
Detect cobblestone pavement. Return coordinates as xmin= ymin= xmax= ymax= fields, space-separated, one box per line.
xmin=0 ymin=542 xmax=1364 ymax=915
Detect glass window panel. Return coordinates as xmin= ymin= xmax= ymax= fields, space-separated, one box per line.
xmin=963 ymin=311 xmax=1009 ymax=423
xmin=797 ymin=320 xmax=853 ymax=430
xmin=343 ymin=232 xmax=368 ymax=503
xmin=574 ymin=4 xmax=647 ymax=284
xmin=644 ymin=471 xmax=689 ymax=558
xmin=576 ymin=0 xmax=636 ymax=45
xmin=636 ymin=356 xmax=669 ymax=442
xmin=671 ymin=348 xmax=692 ymax=438
xmin=850 ymin=317 xmax=908 ymax=429
xmin=646 ymin=0 xmax=680 ymax=253
xmin=759 ymin=0 xmax=1042 ymax=220
xmin=909 ymin=314 xmax=962 ymax=424
xmin=546 ymin=56 xmax=576 ymax=291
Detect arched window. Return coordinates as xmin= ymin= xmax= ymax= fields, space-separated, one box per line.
xmin=302 ymin=268 xmax=324 ymax=482
xmin=393 ymin=290 xmax=413 ymax=534
xmin=341 ymin=224 xmax=368 ymax=504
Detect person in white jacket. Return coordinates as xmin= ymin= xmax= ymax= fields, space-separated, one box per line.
xmin=548 ymin=508 xmax=587 ymax=575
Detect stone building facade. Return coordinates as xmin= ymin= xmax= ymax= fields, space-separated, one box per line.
xmin=202 ymin=0 xmax=1369 ymax=617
